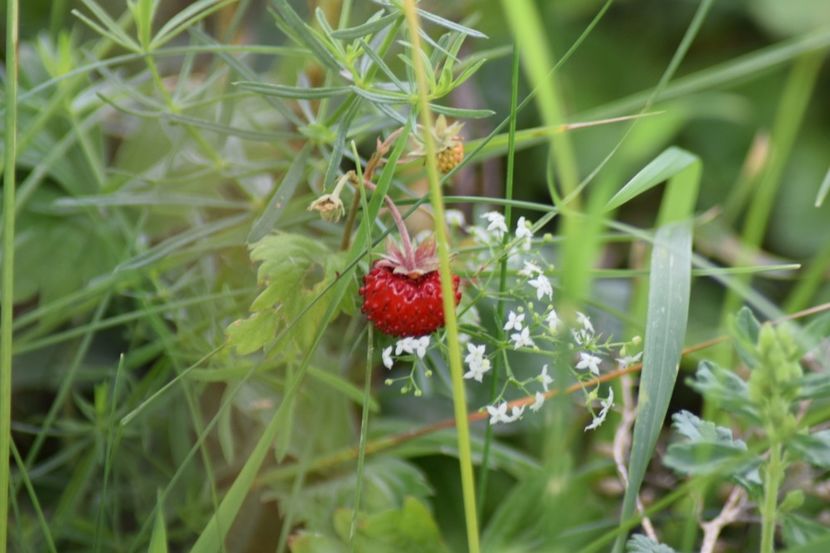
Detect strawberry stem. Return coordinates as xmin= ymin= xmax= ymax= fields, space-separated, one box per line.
xmin=341 ymin=127 xmax=417 ymax=266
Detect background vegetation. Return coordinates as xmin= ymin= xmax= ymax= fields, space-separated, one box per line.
xmin=2 ymin=0 xmax=830 ymax=552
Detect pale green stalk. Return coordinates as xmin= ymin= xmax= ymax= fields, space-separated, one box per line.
xmin=401 ymin=2 xmax=480 ymax=552
xmin=0 ymin=1 xmax=19 ymax=550
xmin=760 ymin=442 xmax=784 ymax=553
xmin=350 ymin=326 xmax=373 ymax=548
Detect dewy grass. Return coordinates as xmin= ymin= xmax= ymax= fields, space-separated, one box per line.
xmin=0 ymin=2 xmax=20 ymax=551
xmin=402 ymin=1 xmax=480 ymax=552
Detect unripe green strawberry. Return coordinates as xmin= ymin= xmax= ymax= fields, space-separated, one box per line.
xmin=437 ymin=140 xmax=464 ymax=174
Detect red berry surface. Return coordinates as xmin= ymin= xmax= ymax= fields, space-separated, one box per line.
xmin=360 ymin=264 xmax=461 ymax=337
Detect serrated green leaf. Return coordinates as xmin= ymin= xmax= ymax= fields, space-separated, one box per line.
xmin=686 ymin=361 xmax=757 ymax=421
xmin=626 ymin=534 xmax=678 ymax=553
xmin=781 ymin=513 xmax=830 ymax=551
xmin=225 ymin=311 xmax=279 ymax=355
xmin=334 ymin=497 xmax=450 ymax=553
xmin=732 ymin=306 xmax=762 ymax=368
xmin=247 ymin=233 xmax=355 ymax=350
xmin=797 ymin=372 xmax=830 ymax=400
xmin=289 ymin=533 xmax=349 ymax=553
xmin=663 ymin=410 xmax=753 ymax=475
xmin=789 ymin=430 xmax=830 ymax=468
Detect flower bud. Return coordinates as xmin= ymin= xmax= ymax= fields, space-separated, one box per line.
xmin=307 ymin=194 xmax=345 ymax=223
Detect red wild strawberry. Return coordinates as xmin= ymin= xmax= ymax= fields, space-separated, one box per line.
xmin=360 ymin=239 xmax=461 ymax=337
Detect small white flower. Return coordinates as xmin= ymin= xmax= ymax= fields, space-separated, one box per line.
xmin=576 ymin=352 xmax=602 ymax=376
xmin=395 ymin=336 xmax=429 ymax=357
xmin=382 ymin=346 xmax=394 ymax=369
xmin=571 ymin=329 xmax=591 ymax=346
xmin=503 ymin=310 xmax=525 ymax=332
xmin=529 ymin=274 xmax=553 ymax=301
xmin=616 ymin=352 xmax=643 ymax=368
xmin=576 ymin=311 xmax=594 ymax=334
xmin=486 ymin=402 xmax=510 ymax=425
xmin=530 ymin=392 xmax=545 ymax=412
xmin=395 ymin=337 xmax=415 ymax=356
xmin=545 ymin=309 xmax=561 ymax=333
xmin=464 ymin=357 xmax=491 ymax=383
xmin=518 ymin=261 xmax=543 ymax=278
xmin=510 ymin=327 xmax=536 ymax=349
xmin=482 ymin=211 xmax=508 ymax=240
xmin=506 ymin=405 xmax=525 ymax=422
xmin=465 ymin=343 xmax=486 ymax=364
xmin=414 ymin=336 xmax=430 ymax=358
xmin=463 ymin=343 xmax=491 ymax=383
xmin=445 ymin=209 xmax=466 ymax=227
xmin=515 ymin=216 xmax=534 ymax=251
xmin=539 ymin=364 xmax=553 ymax=391
xmin=585 ymin=388 xmax=614 ymax=431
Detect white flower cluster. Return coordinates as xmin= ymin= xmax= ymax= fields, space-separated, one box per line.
xmin=467 ymin=211 xmax=535 ymax=250
xmin=481 ymin=211 xmax=508 ymax=240
xmin=382 ymin=336 xmax=431 ymax=369
xmin=486 ymin=402 xmax=525 ymax=424
xmin=440 ymin=209 xmax=636 ymax=432
xmin=485 ymin=364 xmax=553 ymax=425
xmin=463 ymin=343 xmax=491 ymax=382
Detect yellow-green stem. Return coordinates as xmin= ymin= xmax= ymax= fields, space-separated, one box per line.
xmin=1 ymin=0 xmax=20 ymax=550
xmin=401 ymin=2 xmax=480 ymax=552
xmin=350 ymin=326 xmax=373 ymax=548
xmin=760 ymin=442 xmax=784 ymax=553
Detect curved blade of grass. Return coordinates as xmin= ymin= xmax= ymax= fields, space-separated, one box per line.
xmin=611 ymin=144 xmax=700 ymax=552
xmin=148 ymin=494 xmax=169 ymax=553
xmin=605 ymin=147 xmax=699 ymax=212
xmin=615 ymin=221 xmax=692 ymax=552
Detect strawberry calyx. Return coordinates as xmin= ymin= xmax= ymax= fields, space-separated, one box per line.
xmin=376 ymin=238 xmax=440 ymax=279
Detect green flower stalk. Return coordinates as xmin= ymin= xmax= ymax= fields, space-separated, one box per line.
xmin=749 ymin=324 xmax=803 ymax=553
